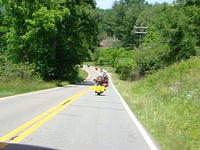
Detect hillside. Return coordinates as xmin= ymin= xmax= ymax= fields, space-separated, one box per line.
xmin=107 ymin=57 xmax=200 ymax=150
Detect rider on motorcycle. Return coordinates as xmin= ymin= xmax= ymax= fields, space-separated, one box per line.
xmin=94 ymin=76 xmax=104 ymax=86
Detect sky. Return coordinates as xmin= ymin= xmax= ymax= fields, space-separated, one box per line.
xmin=95 ymin=0 xmax=174 ymax=9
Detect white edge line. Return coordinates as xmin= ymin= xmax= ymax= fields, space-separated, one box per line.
xmin=108 ymin=72 xmax=160 ymax=150
xmin=0 ymin=66 xmax=91 ymax=101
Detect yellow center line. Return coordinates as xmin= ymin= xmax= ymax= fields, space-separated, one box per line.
xmin=0 ymin=98 xmax=71 ymax=142
xmin=0 ymin=87 xmax=91 ymax=145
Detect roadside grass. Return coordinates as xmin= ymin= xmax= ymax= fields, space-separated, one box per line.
xmin=69 ymin=68 xmax=88 ymax=84
xmin=79 ymin=68 xmax=88 ymax=80
xmin=83 ymin=61 xmax=96 ymax=66
xmin=0 ymin=79 xmax=57 ymax=98
xmin=104 ymin=57 xmax=200 ymax=150
xmin=0 ymin=68 xmax=88 ymax=98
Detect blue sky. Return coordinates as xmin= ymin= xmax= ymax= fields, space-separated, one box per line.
xmin=95 ymin=0 xmax=174 ymax=9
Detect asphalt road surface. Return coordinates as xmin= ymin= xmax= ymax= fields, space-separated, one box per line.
xmin=0 ymin=66 xmax=158 ymax=150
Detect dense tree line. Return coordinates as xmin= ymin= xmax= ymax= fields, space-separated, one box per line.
xmin=98 ymin=0 xmax=147 ymax=47
xmin=0 ymin=0 xmax=98 ymax=80
xmin=97 ymin=0 xmax=200 ymax=80
xmin=1 ymin=0 xmax=200 ymax=81
xmin=99 ymin=0 xmax=200 ymax=48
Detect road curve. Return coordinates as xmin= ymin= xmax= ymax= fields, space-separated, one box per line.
xmin=0 ymin=66 xmax=158 ymax=150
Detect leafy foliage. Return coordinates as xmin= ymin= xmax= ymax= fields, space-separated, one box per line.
xmin=0 ymin=55 xmax=34 ymax=81
xmin=98 ymin=0 xmax=146 ymax=47
xmin=139 ymin=5 xmax=197 ymax=61
xmin=1 ymin=0 xmax=98 ymax=80
xmin=97 ymin=1 xmax=200 ymax=80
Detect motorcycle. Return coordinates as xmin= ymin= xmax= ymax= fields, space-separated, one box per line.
xmin=103 ymin=81 xmax=108 ymax=87
xmin=92 ymin=85 xmax=105 ymax=95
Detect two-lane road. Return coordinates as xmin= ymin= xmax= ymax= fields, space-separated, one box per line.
xmin=0 ymin=66 xmax=158 ymax=150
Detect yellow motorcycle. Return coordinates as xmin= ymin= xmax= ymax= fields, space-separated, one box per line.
xmin=92 ymin=85 xmax=105 ymax=95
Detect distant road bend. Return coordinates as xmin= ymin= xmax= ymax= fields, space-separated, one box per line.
xmin=0 ymin=66 xmax=159 ymax=150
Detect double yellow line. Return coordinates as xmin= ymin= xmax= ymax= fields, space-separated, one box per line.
xmin=0 ymin=87 xmax=90 ymax=147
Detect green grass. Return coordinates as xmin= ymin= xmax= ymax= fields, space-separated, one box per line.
xmin=104 ymin=57 xmax=200 ymax=150
xmin=0 ymin=79 xmax=59 ymax=98
xmin=83 ymin=61 xmax=96 ymax=66
xmin=0 ymin=69 xmax=88 ymax=98
xmin=73 ymin=68 xmax=88 ymax=83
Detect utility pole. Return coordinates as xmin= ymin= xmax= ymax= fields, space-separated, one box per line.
xmin=134 ymin=26 xmax=148 ymax=45
xmin=134 ymin=26 xmax=147 ymax=79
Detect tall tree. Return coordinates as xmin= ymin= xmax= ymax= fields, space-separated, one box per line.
xmin=137 ymin=4 xmax=197 ymax=63
xmin=112 ymin=0 xmax=146 ymax=47
xmin=2 ymin=0 xmax=98 ymax=80
xmin=176 ymin=0 xmax=200 ymax=6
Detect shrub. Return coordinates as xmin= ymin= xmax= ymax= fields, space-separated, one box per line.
xmin=0 ymin=55 xmax=35 ymax=82
xmin=94 ymin=48 xmax=126 ymax=66
xmin=115 ymin=51 xmax=138 ymax=80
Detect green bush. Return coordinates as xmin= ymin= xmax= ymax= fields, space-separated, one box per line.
xmin=94 ymin=47 xmax=170 ymax=80
xmin=136 ymin=43 xmax=170 ymax=75
xmin=94 ymin=48 xmax=126 ymax=66
xmin=0 ymin=55 xmax=35 ymax=82
xmin=196 ymin=47 xmax=200 ymax=56
xmin=95 ymin=41 xmax=199 ymax=81
xmin=115 ymin=51 xmax=137 ymax=80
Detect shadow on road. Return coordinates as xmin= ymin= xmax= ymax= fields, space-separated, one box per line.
xmin=76 ymin=80 xmax=95 ymax=86
xmin=94 ymin=94 xmax=106 ymax=96
xmin=0 ymin=142 xmax=57 ymax=150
